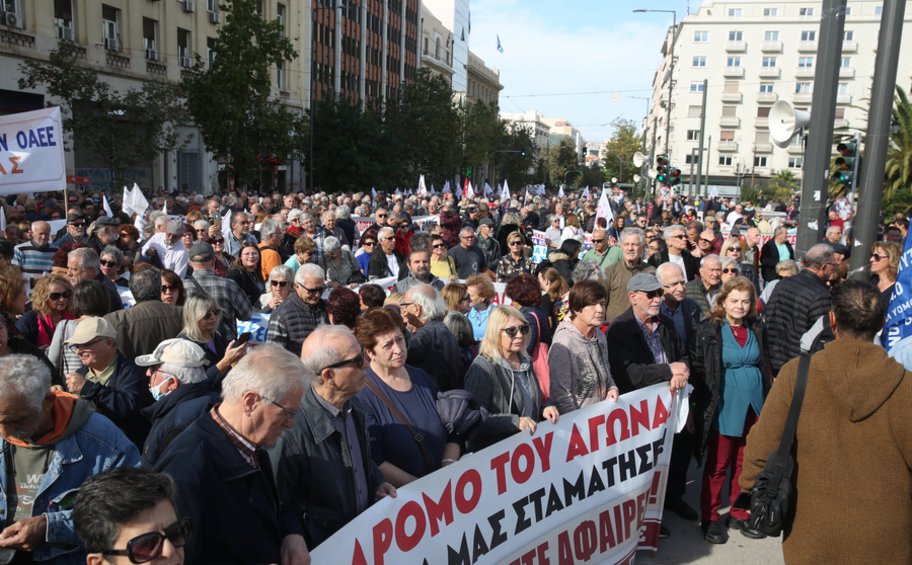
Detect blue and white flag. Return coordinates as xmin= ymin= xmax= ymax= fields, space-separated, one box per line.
xmin=483 ymin=182 xmax=493 ymax=196
xmin=443 ymin=180 xmax=451 ymax=194
xmin=371 ymin=187 xmax=378 ymax=199
xmin=417 ymin=174 xmax=428 ymax=196
xmin=497 ymin=35 xmax=504 ymax=53
xmin=595 ymin=187 xmax=614 ymax=227
xmin=122 ymin=186 xmax=134 ymax=216
xmin=882 ymin=224 xmax=912 ymax=353
xmin=581 ymin=186 xmax=590 ymax=199
xmin=558 ymin=185 xmax=565 ymax=198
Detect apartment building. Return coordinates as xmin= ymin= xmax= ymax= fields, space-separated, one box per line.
xmin=419 ymin=6 xmax=453 ymax=84
xmin=465 ymin=50 xmax=500 ymax=105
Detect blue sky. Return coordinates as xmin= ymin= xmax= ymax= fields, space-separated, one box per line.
xmin=470 ymin=0 xmax=693 ymax=144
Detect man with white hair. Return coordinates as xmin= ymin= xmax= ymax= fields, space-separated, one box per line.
xmin=155 ymin=344 xmax=309 ymax=564
xmin=67 ymin=247 xmax=123 ymax=313
xmin=449 ymin=226 xmax=487 ymax=278
xmin=270 ymin=326 xmax=395 ymax=558
xmin=267 ymin=263 xmax=329 ymax=354
xmin=135 ymin=338 xmax=220 ymax=467
xmin=0 ymin=355 xmax=139 ymax=563
xmin=141 ymin=219 xmax=189 ymax=278
xmin=258 ymin=218 xmax=284 ymax=280
xmin=402 ymin=285 xmax=462 ymax=391
xmin=12 ymin=220 xmax=54 ymax=284
xmin=368 ymin=226 xmax=405 ymax=279
xmin=685 ymin=254 xmax=723 ymax=316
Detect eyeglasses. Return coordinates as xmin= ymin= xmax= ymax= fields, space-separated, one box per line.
xmin=872 ymin=253 xmax=886 ymax=261
xmin=502 ymin=324 xmax=531 ymax=338
xmin=211 ymin=238 xmax=224 ymax=244
xmin=103 ymin=518 xmax=191 ymax=564
xmin=69 ymin=337 xmax=107 ymax=352
xmin=460 ymin=235 xmax=475 ymax=240
xmin=362 ymin=241 xmax=376 ymax=247
xmin=161 ymin=284 xmax=177 ymax=292
xmin=722 ymin=268 xmax=739 ymax=274
xmin=669 ymin=234 xmax=687 ymax=240
xmin=49 ymin=291 xmax=72 ymax=301
xmin=727 ymin=248 xmax=741 ymax=254
xmin=99 ymin=259 xmax=119 ymax=267
xmin=262 ymin=396 xmax=298 ymax=420
xmin=432 ymin=243 xmax=446 ymax=249
xmin=69 ymin=222 xmax=85 ymax=228
xmin=203 ymin=309 xmax=221 ymax=319
xmin=324 ymin=348 xmax=366 ymax=371
xmin=509 ymin=241 xmax=523 ymax=246
xmin=640 ymin=289 xmax=665 ymax=299
xmin=297 ymin=283 xmax=325 ymax=294
xmin=700 ymin=239 xmax=715 ymax=245
xmin=271 ymin=280 xmax=288 ymax=287
xmin=591 ymin=238 xmax=606 ymax=244
xmin=381 ymin=236 xmax=395 ymax=242
xmin=377 ymin=214 xmax=388 ymax=218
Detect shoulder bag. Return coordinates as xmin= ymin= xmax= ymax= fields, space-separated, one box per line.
xmin=747 ymin=352 xmax=811 ymax=537
xmin=363 ymin=377 xmax=437 ymax=473
xmin=529 ymin=311 xmax=551 ymax=402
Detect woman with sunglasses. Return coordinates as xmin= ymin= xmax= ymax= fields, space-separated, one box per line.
xmin=719 ymin=257 xmax=742 ymax=284
xmin=160 ymin=269 xmax=186 ymax=306
xmin=496 ymin=231 xmax=533 ymax=282
xmin=227 ymin=242 xmax=265 ymax=307
xmin=690 ymin=277 xmax=771 ymax=544
xmin=208 ymin=234 xmax=231 ymax=277
xmin=353 ymin=309 xmax=461 ymax=485
xmin=465 ymin=305 xmax=560 ymax=450
xmin=429 ymin=234 xmax=457 ymax=281
xmin=720 ymin=238 xmax=757 ymax=286
xmin=260 ymin=265 xmax=294 ymax=313
xmin=870 ymin=241 xmax=902 ymax=303
xmin=355 ymin=234 xmax=376 ymax=279
xmin=177 ymin=294 xmax=247 ymax=387
xmin=16 ymin=274 xmax=75 ymax=350
xmin=442 ymin=282 xmax=471 ymax=315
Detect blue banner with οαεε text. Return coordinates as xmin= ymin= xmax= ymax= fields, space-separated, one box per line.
xmin=881 ymin=222 xmax=912 ymax=353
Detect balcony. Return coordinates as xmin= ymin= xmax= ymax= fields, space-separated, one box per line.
xmin=795 ymin=67 xmax=816 ymax=79
xmin=797 ymin=41 xmax=818 ymax=52
xmin=843 ymin=40 xmax=858 ymax=52
xmin=106 ymin=51 xmax=130 ymax=68
xmin=836 ymin=93 xmax=852 ymax=104
xmin=718 ymin=140 xmax=738 ymax=152
xmin=146 ymin=60 xmax=167 ymax=76
xmin=720 ymin=116 xmax=741 ymax=128
xmin=793 ymin=92 xmax=813 ymax=104
xmin=839 ymin=67 xmax=855 ymax=78
xmin=720 ymin=92 xmax=743 ymax=103
xmin=833 ymin=118 xmax=849 ymax=129
xmin=787 ymin=143 xmax=804 ymax=154
xmin=759 ymin=67 xmax=780 ymax=79
xmin=753 ymin=143 xmax=773 ymax=153
xmin=755 ymin=117 xmax=769 ymax=129
xmin=761 ymin=40 xmax=783 ymax=53
xmin=757 ymin=92 xmax=778 ymax=104
xmin=726 ymin=40 xmax=747 ymax=52
xmin=723 ymin=66 xmax=745 ymax=78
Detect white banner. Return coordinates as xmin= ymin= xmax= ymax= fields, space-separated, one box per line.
xmin=0 ymin=107 xmax=66 ymax=195
xmin=311 ymin=383 xmax=687 ymax=564
xmin=235 ymin=313 xmax=270 ymax=344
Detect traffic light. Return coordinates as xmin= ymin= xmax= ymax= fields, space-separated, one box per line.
xmin=656 ymin=155 xmax=669 ymax=184
xmin=669 ymin=166 xmax=682 ymax=186
xmin=832 ymin=141 xmax=857 ymax=186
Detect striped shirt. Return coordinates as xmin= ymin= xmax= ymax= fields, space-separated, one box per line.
xmin=12 ymin=241 xmax=55 ymax=282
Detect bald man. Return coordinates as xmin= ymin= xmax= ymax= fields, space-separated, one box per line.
xmin=12 ymin=220 xmax=55 ymax=284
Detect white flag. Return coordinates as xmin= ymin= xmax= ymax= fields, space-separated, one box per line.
xmin=394 ymin=188 xmax=401 ymax=196
xmin=221 ymin=208 xmax=233 ymax=243
xmin=581 ymin=186 xmax=590 ymax=199
xmin=122 ymin=185 xmax=134 ymax=216
xmin=371 ymin=187 xmax=378 ymax=199
xmin=466 ymin=181 xmax=475 ymax=199
xmin=443 ymin=180 xmax=451 ymax=194
xmin=162 ymin=199 xmax=168 ymax=214
xmin=595 ymin=188 xmax=614 ymax=226
xmin=130 ymin=183 xmax=150 ymax=215
xmin=536 ymin=184 xmax=546 ymax=196
xmin=558 ymin=185 xmax=565 ymax=198
xmin=500 ymin=179 xmax=510 ymax=201
xmin=0 ymin=206 xmax=6 ymax=232
xmin=483 ymin=182 xmax=493 ymax=196
xmin=102 ymin=194 xmax=114 ymax=217
xmin=417 ymin=174 xmax=427 ymax=196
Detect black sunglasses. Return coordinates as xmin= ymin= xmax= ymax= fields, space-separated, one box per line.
xmin=161 ymin=284 xmax=177 ymax=292
xmin=502 ymin=324 xmax=531 ymax=338
xmin=49 ymin=291 xmax=72 ymax=301
xmin=591 ymin=238 xmax=606 ymax=244
xmin=640 ymin=289 xmax=664 ymax=299
xmin=103 ymin=518 xmax=191 ymax=564
xmin=271 ymin=280 xmax=289 ymax=287
xmin=722 ymin=268 xmax=739 ymax=274
xmin=297 ymin=283 xmax=325 ymax=294
xmin=324 ymin=348 xmax=365 ymax=371
xmin=99 ymin=259 xmax=119 ymax=267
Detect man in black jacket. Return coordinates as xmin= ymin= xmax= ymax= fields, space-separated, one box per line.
xmin=605 ymin=273 xmax=696 ymax=531
xmin=656 ymin=262 xmax=703 ymax=348
xmin=759 ymin=226 xmax=795 ymax=283
xmin=649 ymin=224 xmax=700 ymax=281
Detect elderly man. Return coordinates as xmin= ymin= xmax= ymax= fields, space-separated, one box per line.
xmin=141 ymin=220 xmax=189 ymax=278
xmin=449 ymin=226 xmax=487 ymax=278
xmin=90 ymin=216 xmax=121 ymax=255
xmin=605 ymin=227 xmax=656 ymax=322
xmin=52 ymin=212 xmax=88 ymax=249
xmin=155 ymin=344 xmax=309 ymax=564
xmin=267 ymin=263 xmax=329 ymax=354
xmin=823 ymin=224 xmax=843 ymax=246
xmin=764 ymin=243 xmax=836 ymax=374
xmin=74 ymin=467 xmax=187 ymax=565
xmin=63 ymin=316 xmax=153 ymax=448
xmin=12 ymin=220 xmax=54 ymax=284
xmin=685 ymin=254 xmax=723 ymax=316
xmin=368 ymin=226 xmax=405 ymax=280
xmin=224 ymin=212 xmax=256 ymax=258
xmin=402 ymin=285 xmax=462 ymax=391
xmin=394 ymin=249 xmax=444 ymax=293
xmin=760 ymin=226 xmax=795 ymax=282
xmin=656 ymin=262 xmax=703 ymax=348
xmin=649 ymin=224 xmax=700 ymax=280
xmin=742 ymin=226 xmax=762 ymax=277
xmin=605 ymin=273 xmax=695 ymax=532
xmin=193 ymin=219 xmax=210 ymax=243
xmin=320 ymin=209 xmax=349 ymax=247
xmin=135 ymin=338 xmax=220 ymax=467
xmin=185 ymin=242 xmax=252 ymax=339
xmin=67 ymin=247 xmax=123 ymax=313
xmin=257 ymin=218 xmax=284 ymax=280
xmin=477 ymin=218 xmax=502 ymax=267
xmin=581 ymin=228 xmax=620 ymax=269
xmin=0 ymin=355 xmax=140 ymax=563
xmin=270 ymin=326 xmax=395 ymax=557
xmin=104 ymin=266 xmax=183 ymax=360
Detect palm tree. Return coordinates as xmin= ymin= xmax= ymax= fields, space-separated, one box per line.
xmin=767 ymin=169 xmax=800 ymax=203
xmin=884 ymin=86 xmax=912 ymax=200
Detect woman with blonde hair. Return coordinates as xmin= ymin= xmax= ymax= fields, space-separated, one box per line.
xmin=177 ymin=294 xmax=247 ymax=387
xmin=16 ymin=274 xmax=75 ymax=349
xmin=538 ymin=266 xmax=569 ymax=328
xmin=870 ymin=240 xmax=902 ymax=303
xmin=465 ymin=305 xmax=559 ymax=450
xmin=442 ymin=282 xmax=471 ymax=314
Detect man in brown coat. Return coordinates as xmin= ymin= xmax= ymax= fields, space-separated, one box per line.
xmin=604 ymin=227 xmax=655 ymax=322
xmin=104 ymin=266 xmax=183 ymax=360
xmin=740 ymin=280 xmax=912 ymax=564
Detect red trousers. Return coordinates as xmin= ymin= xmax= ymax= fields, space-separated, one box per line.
xmin=700 ymin=409 xmax=758 ymax=522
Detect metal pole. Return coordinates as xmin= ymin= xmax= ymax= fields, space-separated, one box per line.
xmin=665 ymin=13 xmax=676 ymax=156
xmin=796 ymin=0 xmax=847 ymax=258
xmin=689 ymin=148 xmax=696 ymax=196
xmin=695 ymin=79 xmax=708 ymax=199
xmin=850 ymin=0 xmax=905 ymax=274
xmin=704 ymin=135 xmax=712 ymax=197
xmin=307 ymin=6 xmax=316 ymax=194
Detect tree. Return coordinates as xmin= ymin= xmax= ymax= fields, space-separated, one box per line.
xmin=496 ymin=126 xmax=536 ymax=191
xmin=182 ymin=0 xmax=303 ymax=188
xmin=18 ymin=41 xmax=187 ymax=189
xmin=765 ymin=169 xmax=800 ymax=203
xmin=310 ymin=98 xmax=391 ymax=192
xmin=600 ymin=118 xmax=641 ymax=184
xmin=885 ymin=86 xmax=912 ymax=201
xmin=546 ymin=138 xmax=580 ymax=187
xmin=461 ymin=100 xmax=501 ymax=183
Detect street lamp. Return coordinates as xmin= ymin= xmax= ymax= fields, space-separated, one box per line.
xmin=633 ymin=9 xmax=677 ymax=157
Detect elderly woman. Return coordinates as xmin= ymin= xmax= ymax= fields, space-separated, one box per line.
xmin=177 ymin=294 xmax=247 ymax=388
xmin=870 ymin=240 xmax=902 ymax=303
xmin=465 ymin=274 xmax=496 ymax=341
xmin=690 ymin=277 xmax=771 ymax=544
xmin=323 ymin=236 xmax=364 ymax=285
xmin=227 ymin=242 xmax=265 ymax=306
xmin=327 ymin=286 xmax=361 ymax=328
xmin=355 ymin=233 xmax=377 ymax=278
xmin=496 ymin=231 xmax=533 ymax=282
xmin=100 ymin=246 xmax=129 ymax=287
xmin=465 ymin=305 xmax=560 ymax=450
xmin=354 ymin=308 xmax=461 ymax=485
xmin=548 ymin=281 xmax=618 ymax=414
xmin=505 ymin=273 xmax=552 ymax=356
xmin=117 ymin=223 xmax=141 ymax=259
xmin=46 ymin=280 xmax=111 ymax=380
xmin=284 ymin=234 xmax=316 ymax=274
xmin=260 ymin=265 xmax=294 ymax=313
xmin=160 ymin=268 xmax=186 ymax=306
xmin=430 ymin=234 xmax=457 ymax=280
xmin=720 ymin=238 xmax=757 ymax=284
xmin=16 ymin=274 xmax=75 ymax=350
xmin=720 ymin=256 xmax=742 ymax=284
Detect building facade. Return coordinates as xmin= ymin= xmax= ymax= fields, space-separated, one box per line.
xmin=419 ymin=6 xmax=453 ymax=85
xmin=501 ymin=110 xmax=551 ymax=159
xmin=465 ymin=50 xmax=501 ymax=105
xmin=422 ymin=0 xmax=469 ymax=96
xmin=644 ymin=0 xmax=912 ymax=194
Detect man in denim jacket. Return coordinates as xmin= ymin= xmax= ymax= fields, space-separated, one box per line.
xmin=0 ymin=355 xmax=140 ymax=564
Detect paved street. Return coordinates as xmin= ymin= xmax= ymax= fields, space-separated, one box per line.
xmin=639 ymin=462 xmax=786 ymax=565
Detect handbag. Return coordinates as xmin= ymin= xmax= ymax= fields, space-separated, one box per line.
xmin=363 ymin=376 xmax=438 ymax=473
xmin=747 ymin=352 xmax=811 ymax=537
xmin=529 ymin=312 xmax=551 ymax=402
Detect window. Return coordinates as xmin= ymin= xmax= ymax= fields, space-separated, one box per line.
xmin=726 ymin=56 xmax=741 ymax=67
xmin=844 ymin=6 xmax=852 ymax=16
xmin=207 ymin=37 xmax=217 ymax=67
xmin=728 ymin=30 xmax=743 ymax=41
xmin=685 ymin=154 xmax=700 ymax=165
xmin=875 ymin=5 xmax=883 ymax=16
xmin=102 ymin=4 xmax=120 ymax=49
xmin=788 ymin=157 xmax=804 ymax=168
xmin=694 ymin=30 xmax=709 ymax=42
xmin=690 ymin=82 xmax=705 ymax=93
xmin=178 ymin=28 xmax=191 ymax=65
xmin=835 ymin=107 xmax=846 ymax=119
xmin=798 ymin=56 xmax=814 ymax=68
xmin=142 ymin=18 xmax=157 ymax=57
xmin=841 ymin=56 xmax=852 ymax=68
xmin=754 ymin=156 xmax=768 ymax=167
xmin=837 ymin=83 xmax=849 ymax=95
xmin=277 ymin=60 xmax=285 ymax=90
xmin=208 ymin=0 xmax=218 ymax=12
xmin=759 ymin=83 xmax=774 ymax=93
xmin=758 ymin=106 xmax=771 ymax=118
xmin=687 ymin=130 xmax=700 ymax=141
xmin=54 ymin=0 xmax=74 ymax=39
xmin=795 ymin=82 xmax=812 ymax=94
xmin=844 ymin=30 xmax=854 ymax=41
xmin=434 ymin=37 xmax=440 ymax=59
xmin=762 ymin=56 xmax=777 ymax=68
xmin=687 ymin=105 xmax=702 ymax=118
xmin=692 ymin=56 xmax=706 ymax=67
xmin=724 ymin=81 xmax=740 ymax=93
xmin=763 ymin=7 xmax=778 ymax=16
xmin=728 ymin=8 xmax=742 ymax=16
xmin=276 ymin=3 xmax=286 ymax=34
xmin=764 ymin=30 xmax=779 ymax=41
xmin=722 ymin=106 xmax=737 ymax=117
xmin=799 ymin=7 xmax=815 ymax=16
xmin=720 ymin=130 xmax=735 ymax=141
xmin=719 ymin=156 xmax=734 ymax=166
xmin=801 ymin=30 xmax=816 ymax=41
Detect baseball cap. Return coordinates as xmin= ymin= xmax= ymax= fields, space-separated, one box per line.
xmin=67 ymin=213 xmax=85 ymax=224
xmin=627 ymin=273 xmax=663 ymax=293
xmin=136 ymin=338 xmax=208 ymax=368
xmin=95 ymin=216 xmax=119 ymax=228
xmin=189 ymin=241 xmax=215 ymax=262
xmin=64 ymin=317 xmax=117 ymax=346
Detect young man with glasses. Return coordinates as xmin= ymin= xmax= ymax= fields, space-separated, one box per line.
xmin=267 ymin=263 xmax=329 ymax=355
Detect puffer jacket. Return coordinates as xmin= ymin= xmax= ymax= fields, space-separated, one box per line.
xmin=266 ymin=292 xmax=328 ymax=354
xmin=763 ymin=269 xmax=833 ymax=374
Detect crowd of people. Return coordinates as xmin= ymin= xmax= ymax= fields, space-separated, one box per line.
xmin=0 ymin=185 xmax=909 ymax=564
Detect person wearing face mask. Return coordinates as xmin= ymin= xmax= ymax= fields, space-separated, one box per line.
xmin=135 ymin=339 xmax=220 ymax=468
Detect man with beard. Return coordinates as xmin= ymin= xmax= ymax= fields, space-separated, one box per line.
xmin=394 ymin=249 xmax=444 ymax=293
